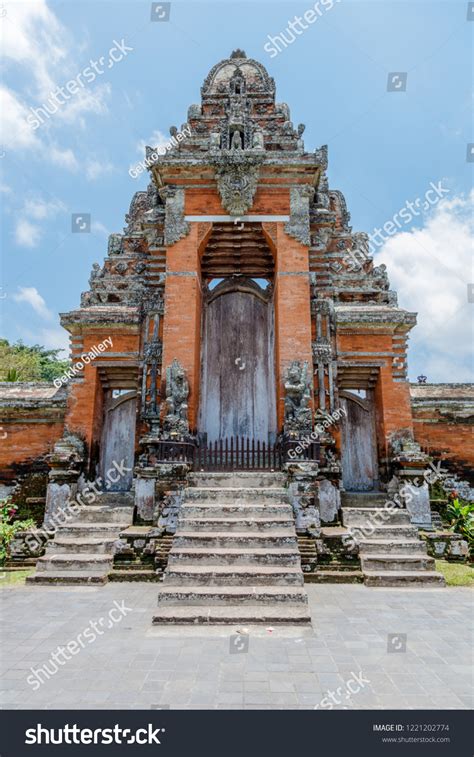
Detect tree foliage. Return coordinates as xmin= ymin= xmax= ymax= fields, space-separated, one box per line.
xmin=0 ymin=339 xmax=70 ymax=382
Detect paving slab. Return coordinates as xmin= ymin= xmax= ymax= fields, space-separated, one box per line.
xmin=0 ymin=581 xmax=471 ymax=710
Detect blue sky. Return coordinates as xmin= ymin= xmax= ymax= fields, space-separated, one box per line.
xmin=1 ymin=0 xmax=472 ymax=381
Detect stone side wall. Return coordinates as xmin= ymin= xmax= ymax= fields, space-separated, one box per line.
xmin=411 ymin=384 xmax=474 ymax=482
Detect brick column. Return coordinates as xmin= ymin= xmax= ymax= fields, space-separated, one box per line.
xmin=162 ymin=224 xmax=202 ymax=430
xmin=274 ymin=223 xmax=313 ymax=430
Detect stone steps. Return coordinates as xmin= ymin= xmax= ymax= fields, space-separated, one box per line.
xmin=180 ymin=503 xmax=293 ymax=517
xmin=164 ymin=565 xmax=304 ymax=586
xmin=341 ymin=492 xmax=387 ymax=508
xmin=27 ymin=571 xmax=108 ymax=585
xmin=342 ymin=507 xmax=411 ymax=526
xmin=28 ymin=493 xmax=133 ymax=585
xmin=184 ymin=487 xmax=287 ymax=503
xmin=152 ymin=605 xmax=311 ymax=625
xmin=33 ymin=553 xmax=112 ymax=572
xmin=70 ymin=506 xmax=132 ymax=523
xmin=356 ymin=525 xmax=419 ymax=539
xmin=157 ymin=585 xmax=308 ymax=605
xmin=45 ymin=537 xmax=116 ymax=554
xmin=188 ymin=472 xmax=286 ymax=489
xmin=359 ymin=539 xmax=427 ymax=555
xmin=341 ymin=492 xmax=445 ymax=588
xmin=364 ymin=571 xmax=446 ymax=587
xmin=173 ymin=531 xmax=298 ymax=548
xmin=55 ymin=523 xmax=131 ymax=540
xmin=154 ymin=472 xmax=311 ymax=625
xmin=167 ymin=547 xmax=300 ymax=566
xmin=177 ymin=516 xmax=295 ymax=532
xmin=361 ymin=554 xmax=436 ymax=572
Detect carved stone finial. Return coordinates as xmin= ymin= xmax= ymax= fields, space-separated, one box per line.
xmin=230 ymin=49 xmax=247 ymax=59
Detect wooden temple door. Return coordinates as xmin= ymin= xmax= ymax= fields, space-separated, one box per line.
xmin=99 ymin=390 xmax=137 ymax=491
xmin=340 ymin=390 xmax=378 ymax=491
xmin=199 ymin=279 xmax=277 ymax=444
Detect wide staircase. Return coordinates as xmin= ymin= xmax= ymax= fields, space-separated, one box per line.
xmin=341 ymin=492 xmax=445 ymax=587
xmin=153 ymin=472 xmax=311 ymax=625
xmin=27 ymin=492 xmax=134 ymax=585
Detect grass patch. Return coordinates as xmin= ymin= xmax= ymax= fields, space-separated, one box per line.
xmin=435 ymin=560 xmax=474 ymax=587
xmin=0 ymin=568 xmax=34 ymax=586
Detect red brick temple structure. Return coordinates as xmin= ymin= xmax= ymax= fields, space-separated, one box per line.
xmin=1 ymin=51 xmax=473 ymax=619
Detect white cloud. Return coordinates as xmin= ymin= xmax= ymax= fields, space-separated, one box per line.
xmin=14 ymin=195 xmax=66 ymax=247
xmin=91 ymin=220 xmax=110 ymax=237
xmin=0 ymin=1 xmax=111 ymax=160
xmin=1 ymin=0 xmax=66 ymax=95
xmin=377 ymin=191 xmax=474 ymax=383
xmin=39 ymin=326 xmax=70 ymax=353
xmin=136 ymin=129 xmax=169 ymax=156
xmin=0 ymin=86 xmax=41 ymax=150
xmin=49 ymin=145 xmax=79 ymax=171
xmin=14 ymin=219 xmax=42 ymax=247
xmin=85 ymin=158 xmax=114 ymax=181
xmin=13 ymin=286 xmax=52 ymax=320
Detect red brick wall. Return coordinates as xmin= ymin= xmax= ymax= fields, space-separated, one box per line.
xmin=0 ymin=421 xmax=64 ymax=480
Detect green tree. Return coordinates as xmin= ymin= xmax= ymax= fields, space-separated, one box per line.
xmin=0 ymin=339 xmax=70 ymax=382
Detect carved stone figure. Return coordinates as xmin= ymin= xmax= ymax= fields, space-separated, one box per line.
xmin=284 ymin=361 xmax=312 ymax=435
xmin=230 ymin=129 xmax=243 ymax=150
xmin=107 ymin=234 xmax=123 ymax=256
xmin=372 ymin=263 xmax=389 ymax=290
xmin=163 ymin=360 xmax=190 ymax=439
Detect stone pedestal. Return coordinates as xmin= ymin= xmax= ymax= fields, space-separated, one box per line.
xmin=390 ymin=439 xmax=433 ymax=530
xmin=319 ymin=478 xmax=341 ymax=525
xmin=285 ymin=461 xmax=321 ymax=536
xmin=43 ymin=434 xmax=84 ymax=530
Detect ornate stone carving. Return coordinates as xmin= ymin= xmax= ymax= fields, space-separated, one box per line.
xmin=108 ymin=233 xmax=123 ymax=256
xmin=163 ymin=360 xmax=190 ymax=439
xmin=330 ymin=190 xmax=351 ymax=230
xmin=162 ymin=187 xmax=190 ymax=246
xmin=284 ymin=361 xmax=312 ymax=436
xmin=285 ymin=185 xmax=314 ymax=247
xmin=212 ymin=152 xmax=263 ymax=216
xmin=312 ymin=340 xmax=332 ymax=363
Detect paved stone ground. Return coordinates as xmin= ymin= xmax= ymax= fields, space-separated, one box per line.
xmin=0 ymin=581 xmax=472 ymax=710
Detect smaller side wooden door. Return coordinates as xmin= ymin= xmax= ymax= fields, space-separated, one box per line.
xmin=340 ymin=390 xmax=378 ymax=492
xmin=100 ymin=390 xmax=137 ymax=491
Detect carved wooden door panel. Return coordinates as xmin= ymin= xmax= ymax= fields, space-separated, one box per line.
xmin=340 ymin=390 xmax=378 ymax=491
xmin=199 ymin=284 xmax=276 ymax=443
xmin=100 ymin=390 xmax=136 ymax=491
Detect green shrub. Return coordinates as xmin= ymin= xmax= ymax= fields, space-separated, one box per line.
xmin=0 ymin=499 xmax=36 ymax=564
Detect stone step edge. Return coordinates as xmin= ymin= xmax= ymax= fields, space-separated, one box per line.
xmin=152 ymin=608 xmax=312 ymax=625
xmin=165 ymin=565 xmax=303 ymax=575
xmin=26 ymin=572 xmax=108 ymax=585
